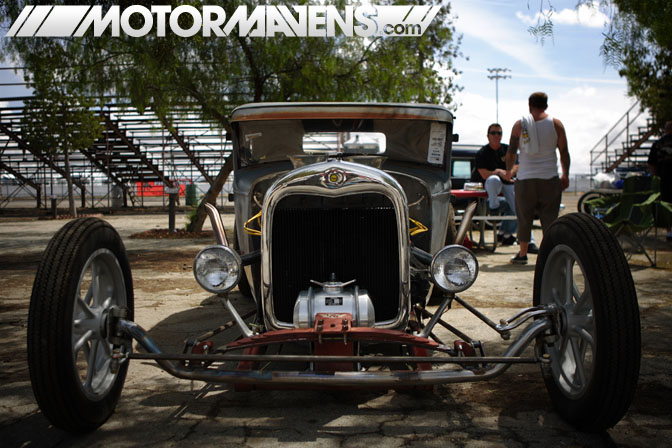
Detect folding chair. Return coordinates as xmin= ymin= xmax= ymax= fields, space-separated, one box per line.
xmin=598 ymin=176 xmax=661 ymax=266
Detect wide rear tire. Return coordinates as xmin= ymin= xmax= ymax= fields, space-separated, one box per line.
xmin=533 ymin=213 xmax=640 ymax=431
xmin=28 ymin=217 xmax=134 ymax=432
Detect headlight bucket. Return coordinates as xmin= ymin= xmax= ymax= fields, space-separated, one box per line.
xmin=193 ymin=245 xmax=242 ymax=294
xmin=430 ymin=245 xmax=479 ymax=293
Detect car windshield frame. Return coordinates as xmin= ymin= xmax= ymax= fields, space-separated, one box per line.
xmin=235 ymin=118 xmax=451 ymax=168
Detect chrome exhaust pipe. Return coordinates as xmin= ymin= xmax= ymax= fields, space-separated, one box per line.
xmin=205 ymin=202 xmax=229 ymax=246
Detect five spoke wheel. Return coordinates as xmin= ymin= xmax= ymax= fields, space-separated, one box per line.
xmin=72 ymin=249 xmax=127 ymax=399
xmin=541 ymin=244 xmax=595 ymax=398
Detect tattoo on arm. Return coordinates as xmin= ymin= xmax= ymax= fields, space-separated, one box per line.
xmin=506 ymin=136 xmax=519 ymax=171
xmin=508 ymin=136 xmax=518 ymax=154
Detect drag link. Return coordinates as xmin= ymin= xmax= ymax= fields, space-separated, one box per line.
xmin=453 ymin=295 xmax=511 ymax=340
xmin=496 ymin=305 xmax=558 ymax=333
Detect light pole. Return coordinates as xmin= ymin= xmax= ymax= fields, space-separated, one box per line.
xmin=487 ymin=68 xmax=511 ymax=123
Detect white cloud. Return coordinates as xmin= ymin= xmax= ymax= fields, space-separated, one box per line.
xmin=453 ymin=2 xmax=555 ymax=78
xmin=566 ymin=85 xmax=597 ymax=97
xmin=515 ymin=11 xmax=540 ymax=27
xmin=516 ymin=2 xmax=610 ymax=29
xmin=459 ymin=67 xmax=624 ymax=86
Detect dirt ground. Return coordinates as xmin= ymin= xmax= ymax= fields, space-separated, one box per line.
xmin=1 ymin=192 xmax=671 ymax=447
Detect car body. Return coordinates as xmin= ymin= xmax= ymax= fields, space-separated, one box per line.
xmin=28 ymin=102 xmax=641 ymax=434
xmin=230 ymin=103 xmax=458 ymax=320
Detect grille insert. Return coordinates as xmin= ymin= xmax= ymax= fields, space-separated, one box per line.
xmin=271 ymin=194 xmax=400 ymax=324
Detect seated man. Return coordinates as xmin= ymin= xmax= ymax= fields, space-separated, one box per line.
xmin=470 ymin=123 xmax=538 ymax=252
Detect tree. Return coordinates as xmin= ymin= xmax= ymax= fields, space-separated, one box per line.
xmin=529 ymin=1 xmax=672 ymax=127
xmin=20 ymin=42 xmax=102 ymax=218
xmin=601 ymin=1 xmax=672 ymax=128
xmin=2 ymin=0 xmax=461 ymax=229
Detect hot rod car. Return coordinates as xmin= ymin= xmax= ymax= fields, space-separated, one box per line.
xmin=28 ymin=103 xmax=640 ymax=434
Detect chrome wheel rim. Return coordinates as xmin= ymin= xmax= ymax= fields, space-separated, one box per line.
xmin=72 ymin=248 xmax=126 ymax=400
xmin=541 ymin=244 xmax=596 ymax=399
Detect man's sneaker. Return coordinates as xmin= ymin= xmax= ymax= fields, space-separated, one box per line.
xmin=510 ymin=253 xmax=528 ymax=265
xmin=527 ymin=243 xmax=539 ymax=254
xmin=501 ymin=235 xmax=517 ymax=246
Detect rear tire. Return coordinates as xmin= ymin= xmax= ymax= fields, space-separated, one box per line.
xmin=577 ymin=191 xmax=600 ymax=214
xmin=28 ymin=218 xmax=134 ymax=432
xmin=533 ymin=213 xmax=640 ymax=431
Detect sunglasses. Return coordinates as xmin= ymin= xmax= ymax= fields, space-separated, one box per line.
xmin=489 ymin=131 xmax=503 ymax=135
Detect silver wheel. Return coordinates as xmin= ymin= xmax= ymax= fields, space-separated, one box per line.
xmin=540 ymin=244 xmax=595 ymax=399
xmin=72 ymin=248 xmax=127 ymax=399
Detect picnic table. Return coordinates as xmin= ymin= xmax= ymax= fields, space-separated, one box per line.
xmin=451 ymin=189 xmax=517 ymax=251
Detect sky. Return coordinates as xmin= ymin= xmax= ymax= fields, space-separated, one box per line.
xmin=0 ymin=1 xmax=643 ymax=174
xmin=449 ymin=0 xmax=642 ymax=174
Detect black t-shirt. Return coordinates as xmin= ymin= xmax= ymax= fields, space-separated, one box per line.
xmin=648 ymin=134 xmax=672 ymax=176
xmin=471 ymin=144 xmax=513 ymax=185
xmin=648 ymin=133 xmax=672 ymax=200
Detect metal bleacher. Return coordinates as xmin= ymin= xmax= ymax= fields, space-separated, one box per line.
xmin=0 ymin=97 xmax=232 ymax=208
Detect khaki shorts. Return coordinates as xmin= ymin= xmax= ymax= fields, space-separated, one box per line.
xmin=514 ymin=177 xmax=562 ymax=243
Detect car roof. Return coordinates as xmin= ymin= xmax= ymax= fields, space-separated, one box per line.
xmin=451 ymin=145 xmax=480 ymax=157
xmin=231 ymin=102 xmax=453 ymax=123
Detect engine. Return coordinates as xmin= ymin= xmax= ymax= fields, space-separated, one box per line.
xmin=293 ymin=275 xmax=375 ymax=328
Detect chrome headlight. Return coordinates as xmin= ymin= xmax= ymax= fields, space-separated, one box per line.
xmin=430 ymin=245 xmax=479 ymax=293
xmin=193 ymin=245 xmax=242 ymax=294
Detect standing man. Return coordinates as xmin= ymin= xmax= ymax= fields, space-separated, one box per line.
xmin=471 ymin=123 xmax=537 ymax=250
xmin=506 ymin=92 xmax=570 ymax=264
xmin=648 ymin=120 xmax=672 ymax=241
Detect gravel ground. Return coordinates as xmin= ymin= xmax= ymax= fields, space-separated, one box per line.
xmin=1 ymin=192 xmax=671 ymax=447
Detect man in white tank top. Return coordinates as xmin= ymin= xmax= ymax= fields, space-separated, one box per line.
xmin=505 ymin=92 xmax=570 ymax=264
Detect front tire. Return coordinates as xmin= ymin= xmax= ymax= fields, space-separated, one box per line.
xmin=28 ymin=218 xmax=134 ymax=432
xmin=533 ymin=213 xmax=640 ymax=431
